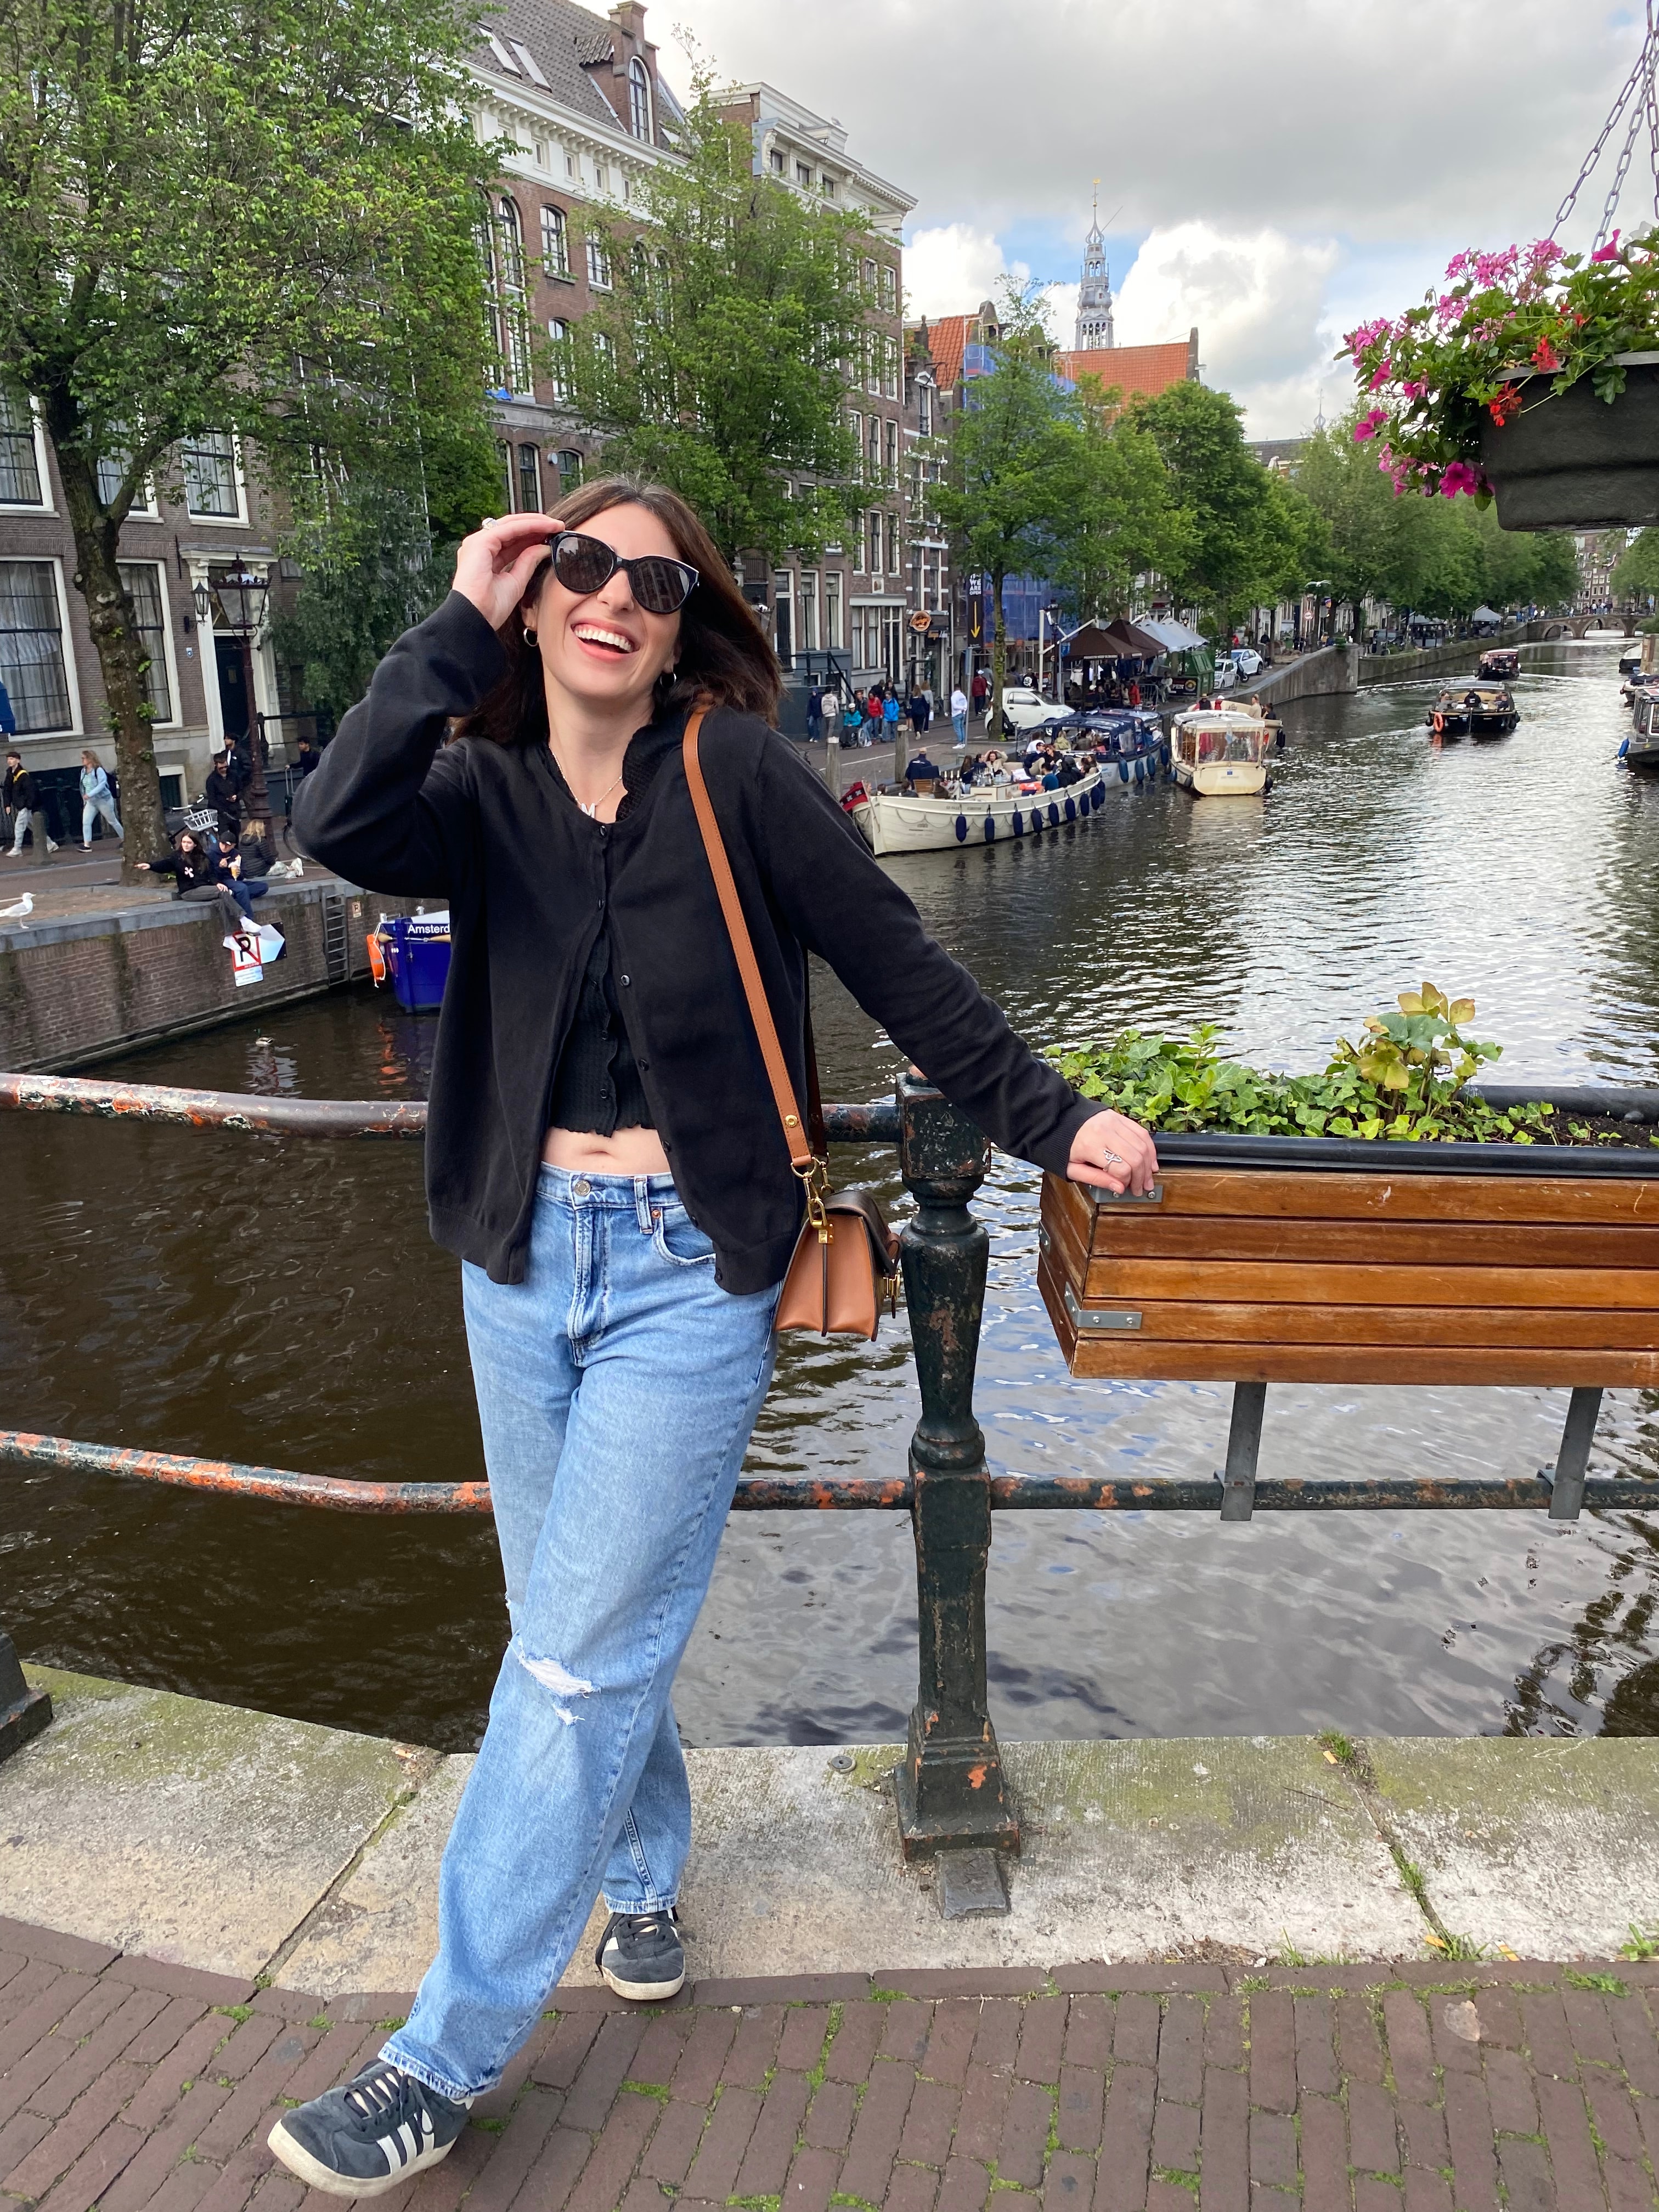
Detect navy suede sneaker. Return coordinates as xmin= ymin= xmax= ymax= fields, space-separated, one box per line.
xmin=268 ymin=2058 xmax=470 ymax=2197
xmin=596 ymin=1906 xmax=685 ymax=2000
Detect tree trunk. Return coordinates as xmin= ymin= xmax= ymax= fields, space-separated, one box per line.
xmin=48 ymin=435 xmax=166 ymax=884
xmin=991 ymin=567 xmax=1008 ymax=743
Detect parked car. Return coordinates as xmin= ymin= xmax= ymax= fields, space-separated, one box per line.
xmin=998 ymin=684 xmax=1068 ymax=735
xmin=1230 ymin=646 xmax=1263 ymax=678
xmin=1212 ymin=655 xmax=1241 ymax=690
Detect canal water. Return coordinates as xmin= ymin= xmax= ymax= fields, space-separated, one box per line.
xmin=7 ymin=640 xmax=1659 ymax=1756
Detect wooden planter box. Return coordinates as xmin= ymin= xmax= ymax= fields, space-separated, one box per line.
xmin=1039 ymin=1139 xmax=1659 ymax=1387
xmin=1481 ymin=354 xmax=1659 ymax=531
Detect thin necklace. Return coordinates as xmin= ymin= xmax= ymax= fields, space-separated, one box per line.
xmin=550 ymin=747 xmax=624 ymax=819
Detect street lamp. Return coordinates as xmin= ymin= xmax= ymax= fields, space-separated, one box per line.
xmin=195 ymin=568 xmax=272 ymax=837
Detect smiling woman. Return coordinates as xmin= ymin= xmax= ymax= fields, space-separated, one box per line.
xmin=278 ymin=475 xmax=1153 ymax=2195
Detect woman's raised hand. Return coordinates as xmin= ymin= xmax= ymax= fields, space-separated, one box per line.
xmin=452 ymin=515 xmax=563 ymax=631
xmin=1065 ymin=1108 xmax=1159 ymax=1199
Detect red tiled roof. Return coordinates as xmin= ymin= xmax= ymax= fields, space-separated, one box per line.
xmin=921 ymin=314 xmax=973 ymax=390
xmin=1057 ymin=341 xmax=1194 ymax=398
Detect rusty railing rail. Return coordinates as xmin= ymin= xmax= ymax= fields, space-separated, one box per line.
xmin=5 ymin=1066 xmax=1657 ymax=1903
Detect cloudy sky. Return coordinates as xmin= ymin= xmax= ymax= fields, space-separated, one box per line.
xmin=686 ymin=0 xmax=1647 ymax=437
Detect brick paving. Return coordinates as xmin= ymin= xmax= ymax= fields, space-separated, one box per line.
xmin=6 ymin=1921 xmax=1659 ymax=2210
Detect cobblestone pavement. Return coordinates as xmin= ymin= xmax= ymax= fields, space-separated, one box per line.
xmin=5 ymin=1918 xmax=1659 ymax=2210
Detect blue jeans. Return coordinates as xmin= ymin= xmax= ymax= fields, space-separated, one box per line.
xmin=82 ymin=791 xmax=122 ymax=844
xmin=382 ymin=1165 xmax=781 ymax=2101
xmin=952 ymin=712 xmax=967 ymax=745
xmin=227 ymin=878 xmax=267 ymax=922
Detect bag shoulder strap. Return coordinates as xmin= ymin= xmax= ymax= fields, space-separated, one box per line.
xmin=682 ymin=708 xmax=816 ymax=1173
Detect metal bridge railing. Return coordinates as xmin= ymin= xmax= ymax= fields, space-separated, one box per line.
xmin=4 ymin=1068 xmax=1656 ymax=1909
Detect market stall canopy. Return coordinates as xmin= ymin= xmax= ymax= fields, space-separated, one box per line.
xmin=1470 ymin=606 xmax=1503 ymax=624
xmin=1064 ymin=623 xmax=1123 ymax=658
xmin=1138 ymin=616 xmax=1208 ymax=652
xmin=1086 ymin=617 xmax=1169 ymax=657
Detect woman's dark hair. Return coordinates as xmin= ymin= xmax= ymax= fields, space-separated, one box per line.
xmin=465 ymin=476 xmax=782 ymax=746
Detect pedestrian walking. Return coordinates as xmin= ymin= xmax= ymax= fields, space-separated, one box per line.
xmin=882 ymin=690 xmax=900 ymax=742
xmin=3 ymin=750 xmax=58 ymax=856
xmin=805 ymin=683 xmax=823 ymax=744
xmin=971 ymin=668 xmax=989 ymax=723
xmin=906 ymin=686 xmax=929 ymax=736
xmin=270 ymin=480 xmax=1156 ymax=2199
xmin=950 ymin=684 xmax=969 ymax=747
xmin=77 ymin=752 xmax=122 ymax=848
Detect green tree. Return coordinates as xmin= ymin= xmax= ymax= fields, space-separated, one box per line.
xmin=1612 ymin=529 xmax=1659 ymax=603
xmin=1049 ymin=377 xmax=1189 ymax=624
xmin=930 ymin=286 xmax=1090 ymax=728
xmin=1134 ymin=382 xmax=1312 ymax=631
xmin=569 ymin=82 xmax=871 ymax=567
xmin=0 ymin=0 xmax=498 ymax=873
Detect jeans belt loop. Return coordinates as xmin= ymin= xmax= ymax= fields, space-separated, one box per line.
xmin=634 ymin=1175 xmax=654 ymax=1234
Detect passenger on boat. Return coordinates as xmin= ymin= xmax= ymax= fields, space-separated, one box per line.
xmin=277 ymin=483 xmax=1160 ymax=2198
xmin=901 ymin=750 xmax=939 ymax=787
xmin=1055 ymin=754 xmax=1084 ymax=788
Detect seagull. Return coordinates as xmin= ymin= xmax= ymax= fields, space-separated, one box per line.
xmin=0 ymin=891 xmax=33 ymax=923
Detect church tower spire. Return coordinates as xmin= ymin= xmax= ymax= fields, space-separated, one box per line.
xmin=1074 ymin=181 xmax=1115 ymax=351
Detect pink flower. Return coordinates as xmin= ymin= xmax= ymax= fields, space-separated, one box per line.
xmin=1353 ymin=408 xmax=1387 ymax=442
xmin=1401 ymin=379 xmax=1428 ymax=400
xmin=1367 ymin=362 xmax=1392 ymax=390
xmin=1438 ymin=461 xmax=1482 ymax=498
xmin=1592 ymin=229 xmax=1622 ymax=263
xmin=1525 ymin=237 xmax=1562 ymax=272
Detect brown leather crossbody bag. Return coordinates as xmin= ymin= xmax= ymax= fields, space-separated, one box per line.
xmin=682 ymin=709 xmax=901 ymax=1339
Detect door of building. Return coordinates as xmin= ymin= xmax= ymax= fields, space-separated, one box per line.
xmin=215 ymin=637 xmax=250 ymax=746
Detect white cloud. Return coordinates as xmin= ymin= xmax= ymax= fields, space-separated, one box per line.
xmin=1114 ymin=223 xmax=1340 ymax=436
xmin=904 ymin=224 xmax=1023 ymax=319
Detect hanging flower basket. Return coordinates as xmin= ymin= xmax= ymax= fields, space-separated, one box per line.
xmin=1480 ymin=354 xmax=1659 ymax=528
xmin=1343 ymin=229 xmax=1659 ymax=531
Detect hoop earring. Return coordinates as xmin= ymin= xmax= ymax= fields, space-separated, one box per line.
xmin=522 ymin=625 xmax=538 ymax=648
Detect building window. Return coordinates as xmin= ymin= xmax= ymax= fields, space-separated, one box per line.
xmin=117 ymin=561 xmax=172 ymax=723
xmin=821 ymin=176 xmax=837 ymax=199
xmin=517 ymin=443 xmax=540 ymax=513
xmin=848 ymin=409 xmax=862 ymax=474
xmin=868 ymin=510 xmax=882 ymax=574
xmin=825 ymin=569 xmax=843 ymax=648
xmin=795 ymin=161 xmax=812 ymax=188
xmin=180 ymin=431 xmax=240 ymax=518
xmin=0 ymin=561 xmax=71 ymax=732
xmin=496 ymin=439 xmax=512 ymax=512
xmin=883 ymin=334 xmax=899 ymax=400
xmin=769 ymin=148 xmax=785 ymax=174
xmin=541 ymin=205 xmax=570 ymax=279
xmin=96 ymin=448 xmax=152 ymax=511
xmin=586 ymin=239 xmax=612 ymax=289
xmin=594 ymin=162 xmax=608 ymax=195
xmin=885 ymin=419 xmax=898 ymax=486
xmin=918 ymin=380 xmax=933 ymax=437
xmin=554 ymin=448 xmax=583 ymax=491
xmin=548 ymin=318 xmax=572 ymax=402
xmin=865 ymin=331 xmax=879 ymax=398
xmin=628 ymin=56 xmax=652 ymax=139
xmin=495 ymin=198 xmax=533 ymax=394
xmin=798 ymin=569 xmax=819 ymax=652
xmin=850 ymin=607 xmax=865 ymax=668
xmin=593 ymin=330 xmax=616 ymax=377
xmin=867 ymin=415 xmax=881 ymax=475
xmin=0 ymin=386 xmax=43 ymax=506
xmin=888 ymin=514 xmax=901 ymax=575
xmin=566 ymin=150 xmax=578 ymax=180
xmin=881 ymin=266 xmax=897 ymax=313
xmin=862 ymin=258 xmax=877 ymax=296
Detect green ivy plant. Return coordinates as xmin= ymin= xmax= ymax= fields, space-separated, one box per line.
xmin=1054 ymin=984 xmax=1558 ymax=1144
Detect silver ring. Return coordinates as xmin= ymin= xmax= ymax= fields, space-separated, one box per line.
xmin=1100 ymin=1149 xmax=1125 ymax=1169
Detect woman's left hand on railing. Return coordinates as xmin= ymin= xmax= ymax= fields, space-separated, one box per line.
xmin=1066 ymin=1109 xmax=1159 ymax=1197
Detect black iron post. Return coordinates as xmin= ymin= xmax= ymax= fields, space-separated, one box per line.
xmin=892 ymin=1074 xmax=1019 ymax=1862
xmin=0 ymin=1623 xmax=50 ymax=1764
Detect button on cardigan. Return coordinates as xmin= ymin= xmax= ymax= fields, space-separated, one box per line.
xmin=292 ymin=592 xmax=1098 ymax=1294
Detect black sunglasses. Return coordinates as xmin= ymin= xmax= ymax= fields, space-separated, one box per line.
xmin=546 ymin=529 xmax=699 ymax=616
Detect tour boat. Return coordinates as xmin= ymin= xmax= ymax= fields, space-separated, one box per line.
xmin=1476 ymin=648 xmax=1520 ymax=680
xmin=1623 ymin=693 xmax=1659 ymax=773
xmin=1169 ymin=703 xmax=1272 ymax=797
xmin=1425 ymin=686 xmax=1519 ymax=740
xmin=850 ymin=733 xmax=1166 ymax=857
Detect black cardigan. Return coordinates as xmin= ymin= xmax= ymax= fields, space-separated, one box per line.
xmin=294 ymin=593 xmax=1097 ymax=1293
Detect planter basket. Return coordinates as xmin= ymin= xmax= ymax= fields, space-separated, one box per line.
xmin=1480 ymin=354 xmax=1659 ymax=529
xmin=1040 ymin=1132 xmax=1659 ymax=1387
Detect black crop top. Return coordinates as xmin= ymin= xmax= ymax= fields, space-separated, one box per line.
xmin=544 ymin=715 xmax=680 ymax=1135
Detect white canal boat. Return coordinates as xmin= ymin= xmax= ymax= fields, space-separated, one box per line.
xmin=849 ymin=741 xmax=1170 ymax=856
xmin=1169 ymin=703 xmax=1273 ymax=797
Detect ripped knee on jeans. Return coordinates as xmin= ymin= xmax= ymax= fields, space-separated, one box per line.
xmin=511 ymin=1637 xmax=595 ymax=1726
